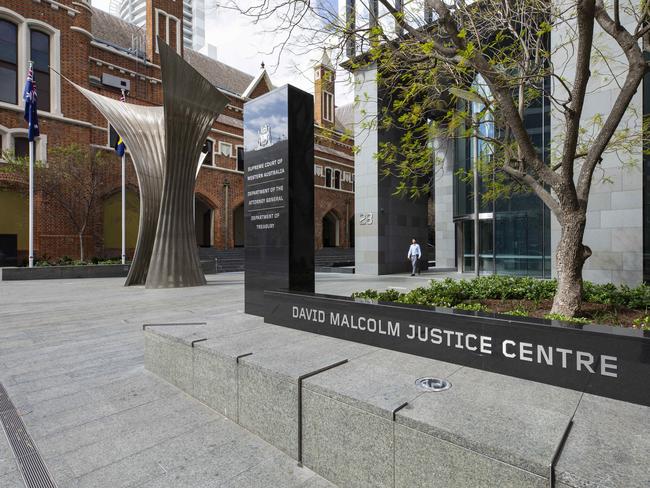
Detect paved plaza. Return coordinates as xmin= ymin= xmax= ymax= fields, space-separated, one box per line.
xmin=0 ymin=272 xmax=429 ymax=488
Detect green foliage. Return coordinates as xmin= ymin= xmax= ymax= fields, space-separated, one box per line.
xmin=543 ymin=313 xmax=591 ymax=325
xmin=503 ymin=308 xmax=530 ymax=317
xmin=632 ymin=315 xmax=650 ymax=331
xmin=35 ymin=256 xmax=123 ymax=267
xmin=583 ymin=282 xmax=650 ymax=310
xmin=352 ymin=276 xmax=648 ymax=314
xmin=454 ymin=302 xmax=490 ymax=313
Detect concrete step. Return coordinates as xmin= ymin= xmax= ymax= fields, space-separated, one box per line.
xmin=144 ymin=320 xmax=646 ymax=488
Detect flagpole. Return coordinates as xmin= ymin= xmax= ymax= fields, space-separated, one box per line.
xmin=121 ymin=154 xmax=126 ymax=265
xmin=119 ymin=88 xmax=127 ymax=265
xmin=27 ymin=59 xmax=35 ymax=269
xmin=29 ymin=139 xmax=34 ymax=268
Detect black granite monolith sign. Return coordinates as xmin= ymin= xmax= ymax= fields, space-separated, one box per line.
xmin=243 ymin=85 xmax=314 ymax=316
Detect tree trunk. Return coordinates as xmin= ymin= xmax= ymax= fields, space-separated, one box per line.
xmin=79 ymin=233 xmax=84 ymax=263
xmin=551 ymin=212 xmax=592 ymax=317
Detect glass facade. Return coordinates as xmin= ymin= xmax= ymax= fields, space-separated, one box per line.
xmin=453 ymin=79 xmax=552 ymax=278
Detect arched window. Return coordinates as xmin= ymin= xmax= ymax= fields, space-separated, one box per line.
xmin=325 ymin=167 xmax=332 ymax=187
xmin=30 ymin=29 xmax=50 ymax=112
xmin=0 ymin=19 xmax=18 ymax=104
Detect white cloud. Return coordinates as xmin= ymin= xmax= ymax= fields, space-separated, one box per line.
xmin=91 ymin=0 xmax=354 ymax=106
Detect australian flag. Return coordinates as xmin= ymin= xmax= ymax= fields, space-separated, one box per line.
xmin=115 ymin=90 xmax=126 ymax=157
xmin=23 ymin=63 xmax=39 ymax=142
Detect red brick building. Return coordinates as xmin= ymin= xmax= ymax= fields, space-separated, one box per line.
xmin=0 ymin=0 xmax=354 ymax=264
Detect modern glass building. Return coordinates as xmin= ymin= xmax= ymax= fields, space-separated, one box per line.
xmin=347 ymin=0 xmax=645 ymax=285
xmin=453 ymin=81 xmax=552 ymax=278
xmin=116 ymin=0 xmax=206 ymax=51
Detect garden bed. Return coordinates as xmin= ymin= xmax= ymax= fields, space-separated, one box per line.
xmin=352 ymin=276 xmax=649 ymax=329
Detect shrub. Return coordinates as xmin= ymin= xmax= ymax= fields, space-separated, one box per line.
xmin=351 ymin=276 xmax=649 ymax=316
xmin=621 ymin=284 xmax=650 ymax=310
xmin=544 ymin=313 xmax=591 ymax=325
xmin=454 ymin=302 xmax=490 ymax=313
xmin=632 ymin=315 xmax=650 ymax=331
xmin=503 ymin=308 xmax=530 ymax=317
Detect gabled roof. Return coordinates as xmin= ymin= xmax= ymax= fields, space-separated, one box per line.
xmin=90 ymin=8 xmax=255 ymax=97
xmin=184 ymin=50 xmax=254 ymax=97
xmin=241 ymin=68 xmax=273 ymax=99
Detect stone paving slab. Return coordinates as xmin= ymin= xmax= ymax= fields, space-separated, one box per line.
xmin=4 ymin=273 xmax=650 ymax=488
xmin=0 ymin=274 xmax=336 ymax=488
xmin=303 ymin=348 xmax=463 ymax=419
xmin=395 ymin=366 xmax=581 ymax=478
xmin=554 ymin=393 xmax=650 ymax=488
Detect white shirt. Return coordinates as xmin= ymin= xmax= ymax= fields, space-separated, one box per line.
xmin=408 ymin=243 xmax=421 ymax=259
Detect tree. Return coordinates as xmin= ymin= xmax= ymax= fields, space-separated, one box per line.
xmin=221 ymin=0 xmax=650 ymax=316
xmin=1 ymin=144 xmax=110 ymax=262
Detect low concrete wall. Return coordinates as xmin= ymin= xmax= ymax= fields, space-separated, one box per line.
xmin=144 ymin=320 xmax=650 ymax=488
xmin=1 ymin=259 xmax=217 ymax=281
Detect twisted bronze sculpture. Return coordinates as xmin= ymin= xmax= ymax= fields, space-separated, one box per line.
xmin=71 ymin=39 xmax=228 ymax=288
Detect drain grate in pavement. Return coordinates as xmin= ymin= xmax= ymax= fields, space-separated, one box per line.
xmin=0 ymin=382 xmax=57 ymax=488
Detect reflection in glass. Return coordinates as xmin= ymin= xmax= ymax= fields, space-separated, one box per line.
xmin=453 ymin=77 xmax=551 ymax=278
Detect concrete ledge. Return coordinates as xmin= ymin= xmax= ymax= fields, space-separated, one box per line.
xmin=1 ymin=260 xmax=216 ymax=281
xmin=144 ymin=320 xmax=650 ymax=488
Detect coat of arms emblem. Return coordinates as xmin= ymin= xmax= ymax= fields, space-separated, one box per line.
xmin=258 ymin=124 xmax=272 ymax=148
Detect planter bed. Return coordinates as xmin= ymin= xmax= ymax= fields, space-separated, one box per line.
xmin=1 ymin=259 xmax=217 ymax=281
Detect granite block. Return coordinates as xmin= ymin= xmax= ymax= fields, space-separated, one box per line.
xmin=237 ymin=363 xmax=299 ymax=458
xmin=192 ymin=347 xmax=238 ymax=419
xmin=303 ymin=349 xmax=461 ymax=419
xmin=144 ymin=330 xmax=194 ymax=394
xmin=395 ymin=423 xmax=547 ymax=488
xmin=237 ymin=335 xmax=375 ymax=459
xmin=395 ymin=367 xmax=580 ymax=478
xmin=302 ymin=389 xmax=393 ymax=488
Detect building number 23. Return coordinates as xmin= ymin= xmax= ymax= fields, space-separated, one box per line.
xmin=359 ymin=213 xmax=374 ymax=225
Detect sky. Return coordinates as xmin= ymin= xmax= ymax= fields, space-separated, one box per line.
xmin=91 ymin=0 xmax=354 ymax=105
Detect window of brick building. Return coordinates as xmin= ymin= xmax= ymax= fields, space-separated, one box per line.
xmin=334 ymin=169 xmax=341 ymax=189
xmin=30 ymin=30 xmax=50 ymax=112
xmin=0 ymin=20 xmax=18 ymax=105
xmin=322 ymin=92 xmax=333 ymax=122
xmin=14 ymin=136 xmax=28 ymax=159
xmin=219 ymin=142 xmax=232 ymax=157
xmin=201 ymin=139 xmax=214 ymax=166
xmin=236 ymin=146 xmax=244 ymax=171
xmin=325 ymin=167 xmax=332 ymax=188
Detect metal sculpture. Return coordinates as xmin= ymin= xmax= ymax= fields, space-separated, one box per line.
xmin=71 ymin=39 xmax=228 ymax=288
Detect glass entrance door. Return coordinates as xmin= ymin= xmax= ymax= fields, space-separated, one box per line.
xmin=458 ymin=217 xmax=495 ymax=274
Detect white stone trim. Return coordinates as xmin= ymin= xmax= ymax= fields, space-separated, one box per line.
xmin=315 ymin=184 xmax=354 ymax=194
xmin=0 ymin=8 xmax=62 ymax=117
xmin=198 ymin=165 xmax=243 ymax=175
xmin=154 ymin=8 xmax=181 ymax=55
xmin=218 ymin=141 xmax=233 ymax=157
xmin=0 ymin=125 xmax=48 ymax=164
xmin=0 ymin=100 xmax=92 ymax=128
xmin=70 ymin=26 xmax=93 ymax=39
xmin=90 ymin=41 xmax=158 ymax=68
xmin=315 ymin=154 xmax=354 ymax=169
xmin=89 ymin=56 xmax=161 ymax=83
xmin=210 ymin=128 xmax=243 ymax=140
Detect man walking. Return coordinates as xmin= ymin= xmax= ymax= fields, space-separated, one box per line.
xmin=407 ymin=238 xmax=421 ymax=276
